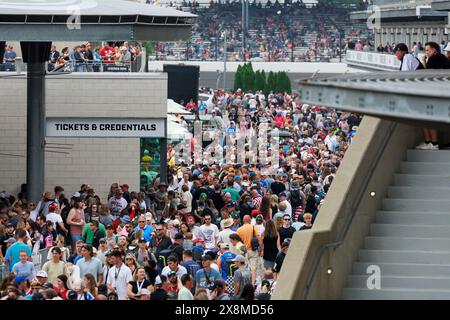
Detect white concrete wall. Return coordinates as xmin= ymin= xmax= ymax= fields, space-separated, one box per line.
xmin=0 ymin=73 xmax=167 ymax=201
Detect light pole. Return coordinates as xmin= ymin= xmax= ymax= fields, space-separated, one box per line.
xmin=223 ymin=30 xmax=227 ymax=90
xmin=242 ymin=0 xmax=246 ymax=61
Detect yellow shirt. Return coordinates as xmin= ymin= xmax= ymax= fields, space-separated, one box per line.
xmin=236 ymin=224 xmax=259 ymax=251
xmin=42 ymin=260 xmax=69 ymax=285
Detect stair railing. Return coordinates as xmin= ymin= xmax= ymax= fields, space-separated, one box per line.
xmin=302 ymin=121 xmax=398 ymax=299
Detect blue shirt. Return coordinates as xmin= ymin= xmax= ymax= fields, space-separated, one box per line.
xmin=73 ymin=255 xmax=83 ymax=265
xmin=12 ymin=261 xmax=35 ymax=280
xmin=134 ymin=225 xmax=154 ymax=243
xmin=5 ymin=242 xmax=31 ymax=271
xmin=195 ymin=268 xmax=222 ymax=289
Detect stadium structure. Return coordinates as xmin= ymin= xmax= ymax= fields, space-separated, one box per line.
xmin=274 ymin=0 xmax=450 ymax=300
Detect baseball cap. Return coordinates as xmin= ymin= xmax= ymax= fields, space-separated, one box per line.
xmin=220 ymin=243 xmax=230 ymax=249
xmin=279 ymin=192 xmax=287 ymax=197
xmin=72 ymin=192 xmax=81 ymax=198
xmin=14 ymin=275 xmax=27 ymax=285
xmin=120 ymin=215 xmax=131 ymax=224
xmin=393 ymin=43 xmax=408 ymax=52
xmin=232 ymin=255 xmax=246 ymax=263
xmin=209 ymin=280 xmax=225 ymax=291
xmin=201 ymin=253 xmax=213 ymax=261
xmin=67 ymin=290 xmax=78 ymax=300
xmin=445 ymin=44 xmax=450 ymax=52
xmin=5 ymin=223 xmax=13 ymax=228
xmin=193 ymin=237 xmax=205 ymax=243
xmin=226 ymin=202 xmax=235 ymax=208
xmin=48 ymin=202 xmax=58 ymax=212
xmin=167 ymin=271 xmax=177 ymax=277
xmin=186 ymin=216 xmax=195 ymax=224
xmin=154 ymin=276 xmax=163 ymax=286
xmin=36 ymin=270 xmax=48 ymax=278
xmin=121 ymin=184 xmax=129 ymax=189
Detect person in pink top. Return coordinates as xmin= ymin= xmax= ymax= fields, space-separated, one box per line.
xmin=67 ymin=198 xmax=86 ymax=249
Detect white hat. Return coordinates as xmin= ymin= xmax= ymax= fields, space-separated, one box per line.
xmin=140 ymin=289 xmax=151 ymax=296
xmin=445 ymin=44 xmax=450 ymax=52
xmin=145 ymin=212 xmax=153 ymax=221
xmin=36 ymin=271 xmax=48 ymax=278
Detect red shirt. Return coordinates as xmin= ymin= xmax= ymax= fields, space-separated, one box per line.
xmin=100 ymin=46 xmax=115 ymax=64
xmin=54 ymin=286 xmax=69 ymax=300
xmin=167 ymin=283 xmax=179 ymax=293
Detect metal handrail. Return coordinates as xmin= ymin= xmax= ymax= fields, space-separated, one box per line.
xmin=302 ymin=121 xmax=398 ymax=299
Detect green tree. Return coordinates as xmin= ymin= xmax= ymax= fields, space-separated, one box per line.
xmin=284 ymin=72 xmax=292 ymax=93
xmin=265 ymin=71 xmax=275 ymax=96
xmin=234 ymin=64 xmax=243 ymax=91
xmin=254 ymin=70 xmax=266 ymax=91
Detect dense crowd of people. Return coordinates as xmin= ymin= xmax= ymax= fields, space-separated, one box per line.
xmin=47 ymin=42 xmax=143 ymax=72
xmin=152 ymin=1 xmax=371 ymax=62
xmin=0 ymin=42 xmax=142 ymax=73
xmin=0 ymin=82 xmax=361 ymax=300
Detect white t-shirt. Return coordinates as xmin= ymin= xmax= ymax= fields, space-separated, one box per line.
xmin=192 ymin=225 xmax=204 ymax=239
xmin=107 ymin=264 xmax=132 ymax=300
xmin=324 ymin=134 xmax=338 ymax=152
xmin=46 ymin=212 xmax=63 ymax=230
xmin=401 ymin=53 xmax=421 ymax=71
xmin=281 ymin=200 xmax=292 ymax=217
xmin=199 ymin=224 xmax=219 ymax=250
xmin=217 ymin=228 xmax=235 ymax=246
xmin=182 ymin=191 xmax=193 ymax=213
xmin=161 ymin=265 xmax=188 ymax=278
xmin=108 ymin=197 xmax=128 ymax=216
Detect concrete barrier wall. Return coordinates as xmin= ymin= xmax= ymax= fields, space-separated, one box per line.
xmin=148 ymin=60 xmax=366 ymax=89
xmin=272 ymin=116 xmax=421 ymax=300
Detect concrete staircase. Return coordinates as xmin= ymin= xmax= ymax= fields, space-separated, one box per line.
xmin=344 ymin=149 xmax=450 ymax=300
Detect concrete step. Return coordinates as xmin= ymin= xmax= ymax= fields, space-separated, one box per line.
xmin=407 ymin=149 xmax=450 ymax=163
xmin=370 ymin=224 xmax=450 ymax=238
xmin=365 ymin=236 xmax=450 ymax=251
xmin=358 ymin=249 xmax=450 ymax=264
xmin=352 ymin=262 xmax=450 ymax=277
xmin=394 ymin=174 xmax=450 ymax=187
xmin=376 ymin=211 xmax=450 ymax=225
xmin=382 ymin=198 xmax=450 ymax=211
xmin=387 ymin=186 xmax=450 ymax=199
xmin=399 ymin=161 xmax=450 ymax=175
xmin=343 ymin=287 xmax=450 ymax=300
xmin=347 ymin=275 xmax=450 ymax=290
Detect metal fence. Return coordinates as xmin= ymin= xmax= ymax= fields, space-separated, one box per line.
xmin=0 ymin=55 xmax=144 ymax=74
xmin=0 ymin=248 xmax=49 ymax=283
xmin=49 ymin=60 xmax=133 ymax=73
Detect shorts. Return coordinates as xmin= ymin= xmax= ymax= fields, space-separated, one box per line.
xmin=247 ymin=250 xmax=261 ymax=271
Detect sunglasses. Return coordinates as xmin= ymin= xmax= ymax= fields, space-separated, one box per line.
xmin=284 ymin=219 xmax=290 ymax=221
xmin=156 ymin=228 xmax=163 ymax=231
xmin=139 ymin=221 xmax=145 ymax=223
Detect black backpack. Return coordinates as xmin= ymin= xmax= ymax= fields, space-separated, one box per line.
xmin=158 ymin=248 xmax=173 ymax=268
xmin=290 ymin=189 xmax=303 ymax=209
